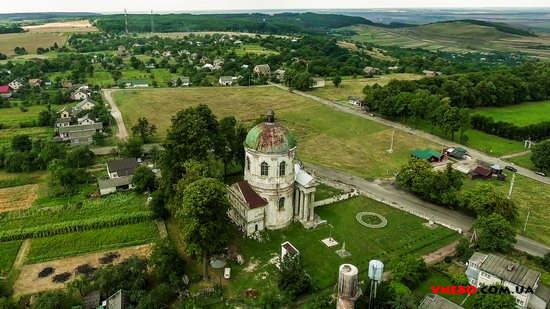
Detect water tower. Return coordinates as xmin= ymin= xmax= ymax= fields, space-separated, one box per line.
xmin=368 ymin=260 xmax=384 ymax=309
xmin=337 ymin=264 xmax=361 ymax=309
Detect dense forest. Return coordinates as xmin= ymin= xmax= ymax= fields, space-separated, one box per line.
xmin=0 ymin=24 xmax=24 ymax=34
xmin=94 ymin=12 xmax=390 ymax=35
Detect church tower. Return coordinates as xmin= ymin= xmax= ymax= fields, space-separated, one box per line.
xmin=243 ymin=110 xmax=296 ymax=229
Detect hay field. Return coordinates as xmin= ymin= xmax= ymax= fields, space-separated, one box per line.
xmin=22 ymin=20 xmax=98 ymax=33
xmin=114 ymin=86 xmax=440 ymax=179
xmin=474 ymin=100 xmax=550 ymax=127
xmin=0 ymin=32 xmax=68 ymax=56
xmin=0 ymin=184 xmax=38 ymax=213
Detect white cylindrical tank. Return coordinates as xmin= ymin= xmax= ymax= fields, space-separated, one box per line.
xmin=338 ymin=264 xmax=359 ymax=299
xmin=368 ymin=260 xmax=384 ymax=281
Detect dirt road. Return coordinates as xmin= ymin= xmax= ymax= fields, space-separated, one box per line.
xmin=102 ymin=89 xmax=128 ymax=140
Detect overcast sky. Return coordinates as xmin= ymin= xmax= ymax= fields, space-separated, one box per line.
xmin=3 ymin=0 xmax=550 ymax=13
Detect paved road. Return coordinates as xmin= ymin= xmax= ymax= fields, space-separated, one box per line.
xmin=271 ymin=82 xmax=550 ymax=186
xmin=305 ymin=162 xmax=550 ymax=257
xmin=102 ymin=89 xmax=128 ymax=140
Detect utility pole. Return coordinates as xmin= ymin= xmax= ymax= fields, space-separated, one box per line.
xmin=508 ymin=173 xmax=516 ymax=199
xmin=150 ymin=10 xmax=154 ymax=33
xmin=124 ymin=9 xmax=129 ymax=35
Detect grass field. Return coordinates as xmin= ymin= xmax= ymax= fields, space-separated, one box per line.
xmin=0 ymin=241 xmax=22 ymax=276
xmin=234 ymin=44 xmax=279 ymax=56
xmin=413 ymin=270 xmax=468 ymax=305
xmin=346 ymin=22 xmax=550 ymax=58
xmin=0 ymin=127 xmax=52 ymax=146
xmin=0 ymin=105 xmax=44 ymax=128
xmin=119 ymin=68 xmax=175 ymax=87
xmin=26 ymin=222 xmax=159 ymax=263
xmin=406 ymin=118 xmax=525 ymax=157
xmin=22 ymin=20 xmax=98 ymax=33
xmin=474 ymin=101 xmax=550 ymax=127
xmin=310 ymin=73 xmax=422 ymax=102
xmin=506 ymin=153 xmax=536 ymax=171
xmin=225 ymin=196 xmax=459 ymax=297
xmin=114 ymin=86 xmax=441 ymax=179
xmin=314 ymin=183 xmax=344 ymax=201
xmin=86 ymin=70 xmax=115 ymax=87
xmin=0 ymin=32 xmax=68 ymax=57
xmin=461 ymin=174 xmax=550 ymax=246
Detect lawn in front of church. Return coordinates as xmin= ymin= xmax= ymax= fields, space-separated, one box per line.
xmin=222 ymin=195 xmax=460 ymax=300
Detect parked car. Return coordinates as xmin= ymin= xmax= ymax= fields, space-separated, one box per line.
xmin=224 ymin=267 xmax=231 ymax=279
xmin=535 ymin=171 xmax=547 ymax=177
xmin=505 ymin=165 xmax=518 ymax=172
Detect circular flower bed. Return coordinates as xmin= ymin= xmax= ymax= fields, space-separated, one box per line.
xmin=356 ymin=212 xmax=388 ymax=228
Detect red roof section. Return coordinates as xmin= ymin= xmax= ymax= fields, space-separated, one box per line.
xmin=473 ymin=166 xmax=492 ymax=177
xmin=237 ymin=180 xmax=267 ymax=209
xmin=0 ymin=85 xmax=11 ymax=93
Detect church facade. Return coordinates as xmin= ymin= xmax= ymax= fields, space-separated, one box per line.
xmin=228 ymin=110 xmax=317 ymax=236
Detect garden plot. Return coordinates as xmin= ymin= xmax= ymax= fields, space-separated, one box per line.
xmin=0 ymin=184 xmax=38 ymax=213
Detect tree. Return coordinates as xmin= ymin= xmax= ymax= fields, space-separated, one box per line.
xmin=48 ymin=160 xmax=89 ymax=194
xmin=65 ymin=146 xmax=95 ymax=168
xmin=177 ymin=178 xmax=229 ymax=280
xmin=92 ymin=132 xmax=106 ymax=145
xmin=471 ymin=286 xmax=517 ymax=309
xmin=278 ymin=254 xmax=312 ymax=300
xmin=473 ymin=213 xmax=516 ymax=252
xmin=0 ymin=297 xmax=17 ymax=309
xmin=131 ymin=117 xmax=157 ymax=142
xmin=118 ymin=137 xmax=144 ymax=158
xmin=32 ymin=290 xmax=71 ymax=309
xmin=531 ymin=140 xmax=550 ymax=172
xmin=460 ymin=184 xmax=518 ymax=220
xmin=133 ymin=166 xmax=156 ymax=193
xmin=542 ymin=252 xmax=550 ymax=271
xmin=11 ymin=134 xmax=32 ymax=152
xmin=389 ymin=255 xmax=428 ymax=288
xmin=332 ymin=76 xmax=342 ymax=88
xmin=388 ymin=281 xmax=416 ymax=309
xmin=150 ymin=240 xmax=186 ymax=288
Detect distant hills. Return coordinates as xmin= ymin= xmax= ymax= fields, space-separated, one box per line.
xmin=434 ymin=19 xmax=536 ymax=37
xmin=0 ymin=12 xmax=100 ymax=21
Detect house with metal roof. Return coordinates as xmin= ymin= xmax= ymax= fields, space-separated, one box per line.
xmin=418 ymin=294 xmax=464 ymax=309
xmin=107 ymin=158 xmax=139 ymax=179
xmin=219 ymin=76 xmax=235 ymax=86
xmin=99 ymin=176 xmax=134 ymax=196
xmin=56 ymin=123 xmax=103 ymax=144
xmin=466 ymin=252 xmax=550 ymax=309
xmin=411 ymin=149 xmax=444 ymax=162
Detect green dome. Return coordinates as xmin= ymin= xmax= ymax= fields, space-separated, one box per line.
xmin=245 ymin=122 xmax=296 ymax=153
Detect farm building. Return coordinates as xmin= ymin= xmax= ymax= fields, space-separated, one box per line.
xmin=446 ymin=147 xmax=467 ymax=159
xmin=77 ymin=113 xmax=96 ymax=125
xmin=418 ymin=294 xmax=463 ymax=309
xmin=28 ymin=79 xmax=43 ymax=87
xmin=99 ymin=175 xmax=134 ymax=196
xmin=55 ymin=118 xmax=71 ymax=128
xmin=56 ymin=123 xmax=103 ymax=145
xmin=348 ymin=96 xmax=365 ymax=106
xmin=219 ymin=76 xmax=234 ymax=86
xmin=107 ymin=158 xmax=139 ymax=178
xmin=253 ymin=64 xmax=271 ymax=76
xmin=468 ymin=165 xmax=492 ymax=180
xmin=363 ymin=66 xmax=381 ymax=77
xmin=170 ymin=77 xmax=190 ymax=87
xmin=312 ymin=78 xmax=325 ymax=88
xmin=281 ymin=241 xmax=299 ymax=260
xmin=411 ymin=149 xmax=444 ymax=162
xmin=273 ymin=69 xmax=285 ymax=81
xmin=0 ymin=85 xmax=13 ymax=98
xmin=75 ymin=98 xmax=97 ymax=111
xmin=423 ymin=70 xmax=443 ymax=77
xmin=8 ymin=80 xmax=23 ymax=91
xmin=118 ymin=80 xmax=149 ymax=88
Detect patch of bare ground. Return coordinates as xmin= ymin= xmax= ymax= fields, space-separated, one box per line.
xmin=13 ymin=244 xmax=152 ymax=296
xmin=23 ymin=20 xmax=98 ymax=33
xmin=0 ymin=184 xmax=38 ymax=213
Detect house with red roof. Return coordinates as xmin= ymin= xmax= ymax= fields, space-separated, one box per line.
xmin=0 ymin=85 xmax=12 ymax=98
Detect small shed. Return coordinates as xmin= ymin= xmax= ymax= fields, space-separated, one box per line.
xmin=281 ymin=241 xmax=299 ymax=261
xmin=348 ymin=96 xmax=364 ymax=106
xmin=468 ymin=166 xmax=492 ymax=180
xmin=446 ymin=147 xmax=467 ymax=159
xmin=99 ymin=175 xmax=134 ymax=195
xmin=490 ymin=164 xmax=503 ymax=175
xmin=411 ymin=149 xmax=444 ymax=162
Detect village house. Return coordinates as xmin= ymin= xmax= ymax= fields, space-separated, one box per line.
xmin=445 ymin=147 xmax=467 ymax=159
xmin=411 ymin=149 xmax=444 ymax=162
xmin=99 ymin=158 xmax=139 ymax=195
xmin=348 ymin=96 xmax=365 ymax=107
xmin=117 ymin=45 xmax=127 ymax=56
xmin=70 ymin=90 xmax=90 ymax=101
xmin=219 ymin=76 xmax=235 ymax=86
xmin=62 ymin=81 xmax=73 ymax=89
xmin=77 ymin=113 xmax=96 ymax=125
xmin=28 ymin=79 xmax=43 ymax=88
xmin=253 ymin=64 xmax=271 ymax=76
xmin=58 ymin=106 xmax=71 ymax=119
xmin=171 ymin=77 xmax=190 ymax=87
xmin=466 ymin=252 xmax=550 ymax=309
xmin=227 ymin=110 xmax=317 ymax=236
xmin=75 ymin=98 xmax=97 ymax=111
xmin=0 ymin=85 xmax=12 ymax=98
xmin=55 ymin=118 xmax=71 ymax=128
xmin=56 ymin=123 xmax=103 ymax=145
xmin=241 ymin=64 xmax=249 ymax=69
xmin=145 ymin=63 xmax=156 ymax=69
xmin=363 ymin=66 xmax=381 ymax=77
xmin=273 ymin=69 xmax=285 ymax=82
xmin=418 ymin=294 xmax=463 ymax=309
xmin=423 ymin=70 xmax=443 ymax=77
xmin=213 ymin=58 xmax=224 ymax=67
xmin=8 ymin=80 xmax=23 ymax=91
xmin=388 ymin=66 xmax=399 ymax=71
xmin=162 ymin=51 xmax=172 ymax=57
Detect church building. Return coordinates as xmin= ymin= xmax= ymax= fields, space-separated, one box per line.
xmin=228 ymin=110 xmax=317 ymax=236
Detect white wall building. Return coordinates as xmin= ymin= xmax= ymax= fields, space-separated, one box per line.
xmin=228 ymin=110 xmax=317 ymax=236
xmin=466 ymin=252 xmax=550 ymax=309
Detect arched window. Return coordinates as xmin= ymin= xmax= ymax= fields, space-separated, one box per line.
xmin=246 ymin=157 xmax=250 ymax=171
xmin=278 ymin=197 xmax=285 ymax=211
xmin=260 ymin=162 xmax=269 ymax=176
xmin=279 ymin=161 xmax=286 ymax=176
